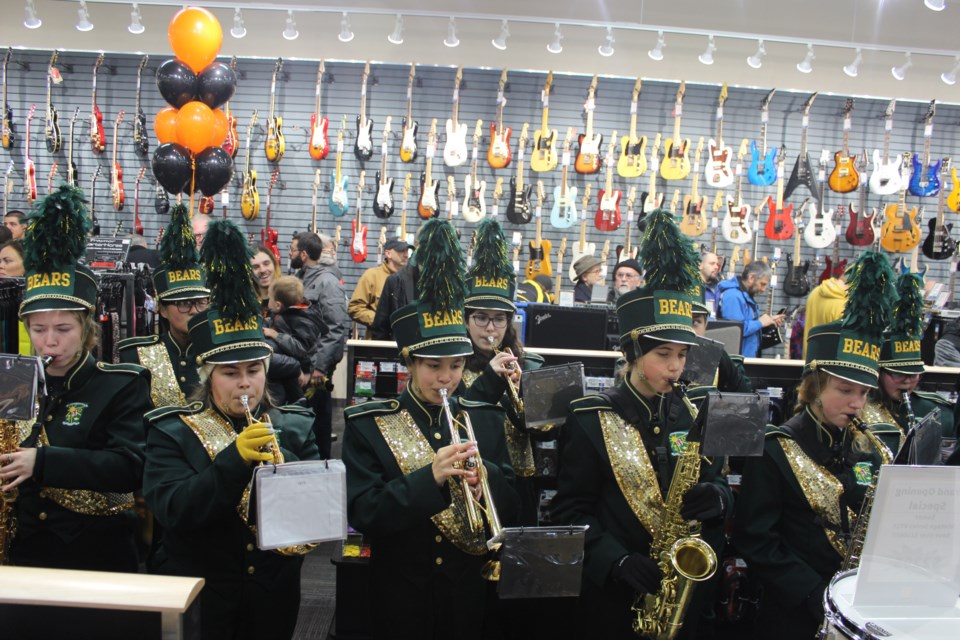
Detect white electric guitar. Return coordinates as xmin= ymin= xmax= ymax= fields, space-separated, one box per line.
xmin=721 ymin=139 xmax=753 ymax=244
xmin=803 ymin=150 xmax=836 ymax=249
xmin=443 ymin=66 xmax=468 ymax=167
xmin=869 ymin=99 xmax=902 ymax=196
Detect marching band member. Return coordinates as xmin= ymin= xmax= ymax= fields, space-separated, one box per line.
xmin=690 ymin=283 xmax=753 ymax=392
xmin=733 ymin=252 xmax=897 ymax=640
xmin=342 ymin=219 xmax=520 ymax=640
xmin=143 ymin=221 xmax=319 ymax=640
xmin=552 ymin=209 xmax=731 ymax=639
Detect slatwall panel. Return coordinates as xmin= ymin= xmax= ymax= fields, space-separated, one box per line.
xmin=4 ymin=50 xmax=960 ymax=349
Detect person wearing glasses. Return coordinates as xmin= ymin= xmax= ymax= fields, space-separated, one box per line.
xmin=119 ymin=206 xmax=209 ymax=408
xmin=607 ymin=258 xmax=643 ymax=303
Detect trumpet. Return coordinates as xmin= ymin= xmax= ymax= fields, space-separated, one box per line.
xmin=239 ymin=394 xmax=281 ymax=465
xmin=439 ymin=388 xmax=504 ymax=581
xmin=40 ymin=356 xmax=54 ymax=367
xmin=487 ymin=336 xmax=523 ymax=416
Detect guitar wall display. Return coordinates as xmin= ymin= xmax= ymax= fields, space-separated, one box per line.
xmin=828 ymin=99 xmax=859 ymax=194
xmin=308 ymin=60 xmax=329 ymax=161
xmin=909 ymin=101 xmax=940 ymax=197
xmin=265 ymin=58 xmax=284 ymax=163
xmin=487 ymin=69 xmax=512 ymax=170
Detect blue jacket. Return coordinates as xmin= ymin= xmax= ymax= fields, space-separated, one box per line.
xmin=717 ymin=276 xmax=761 ymax=357
xmin=704 ymin=282 xmax=719 ymax=318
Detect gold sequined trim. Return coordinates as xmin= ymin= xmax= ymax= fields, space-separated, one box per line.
xmin=15 ymin=419 xmax=34 ymax=444
xmin=374 ymin=409 xmax=487 ymax=555
xmin=138 ymin=342 xmax=187 ymax=408
xmin=778 ymin=438 xmax=855 ymax=557
xmin=599 ymin=410 xmax=664 ymax=538
xmin=503 ymin=418 xmax=535 ymax=477
xmin=462 ymin=369 xmax=481 ymax=389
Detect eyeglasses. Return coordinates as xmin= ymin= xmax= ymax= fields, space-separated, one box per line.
xmin=471 ymin=314 xmax=509 ymax=328
xmin=170 ymin=298 xmax=210 ymax=313
xmin=886 ymin=371 xmax=920 ymax=380
xmin=615 ymin=271 xmax=640 ymax=280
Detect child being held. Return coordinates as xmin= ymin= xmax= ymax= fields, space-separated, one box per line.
xmin=263 ymin=276 xmax=324 ymax=404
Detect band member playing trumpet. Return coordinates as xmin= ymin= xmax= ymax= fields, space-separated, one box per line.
xmin=733 ymin=252 xmax=897 ymax=639
xmin=143 ymin=221 xmax=319 ymax=640
xmin=343 ymin=219 xmax=520 ymax=640
xmin=552 ymin=209 xmax=731 ymax=639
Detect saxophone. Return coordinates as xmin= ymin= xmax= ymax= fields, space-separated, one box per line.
xmin=0 ymin=417 xmax=18 ymax=565
xmin=632 ymin=381 xmax=718 ymax=640
xmin=841 ymin=417 xmax=894 ymax=572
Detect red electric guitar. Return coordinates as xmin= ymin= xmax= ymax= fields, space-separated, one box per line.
xmin=763 ymin=152 xmax=794 ymax=240
xmin=845 ymin=154 xmax=877 ymax=247
xmin=351 ymin=171 xmax=369 ymax=263
xmin=308 ymin=60 xmax=329 ymax=161
xmin=595 ymin=135 xmax=621 ymax=231
xmin=261 ymin=169 xmax=280 ymax=261
xmin=133 ymin=167 xmax=146 ymax=236
xmin=111 ymin=110 xmax=125 ymax=211
xmin=24 ymin=104 xmax=37 ymax=204
xmin=90 ymin=53 xmax=106 ymax=154
xmin=47 ymin=163 xmax=58 ymax=195
xmin=222 ymin=57 xmax=239 ymax=158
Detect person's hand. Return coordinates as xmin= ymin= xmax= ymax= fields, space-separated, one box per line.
xmin=310 ymin=370 xmax=327 ymax=387
xmin=772 ymin=313 xmax=786 ymax=327
xmin=0 ymin=448 xmax=38 ymax=491
xmin=489 ymin=351 xmax=519 ymax=381
xmin=431 ymin=442 xmax=478 ymax=487
xmin=611 ymin=553 xmax=662 ymax=594
xmin=297 ymin=371 xmax=311 ymax=388
xmin=262 ymin=327 xmax=278 ymax=339
xmin=235 ymin=423 xmax=275 ymax=464
xmin=680 ymin=482 xmax=726 ymax=521
xmin=759 ymin=313 xmax=775 ymax=327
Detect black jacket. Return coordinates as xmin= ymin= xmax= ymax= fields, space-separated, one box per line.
xmin=269 ymin=303 xmax=324 ymax=370
xmin=370 ymin=263 xmax=416 ymax=340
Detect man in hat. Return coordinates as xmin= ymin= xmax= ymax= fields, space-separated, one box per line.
xmin=348 ymin=238 xmax=410 ymax=336
xmin=572 ymin=255 xmax=603 ymax=303
xmin=607 ymin=258 xmax=643 ymax=303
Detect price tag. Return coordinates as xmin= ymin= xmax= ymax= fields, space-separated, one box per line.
xmin=843 ymin=116 xmax=852 ymax=131
xmin=337 ymin=138 xmax=344 ymax=153
xmin=361 ymin=85 xmax=366 ymax=97
xmin=381 ymin=142 xmax=388 ymax=156
xmin=770 ymin=274 xmax=778 ymax=288
xmin=535 ymin=205 xmax=543 ymax=219
xmin=885 ymin=119 xmax=893 ymax=132
xmin=491 ymin=204 xmax=499 ymax=217
xmin=497 ymin=92 xmax=505 ymax=105
xmin=712 ymin=217 xmax=719 ymax=229
xmin=627 ymin=210 xmax=634 ymax=223
xmin=450 ymin=201 xmax=458 ymax=218
xmin=777 ymin=164 xmax=785 ymax=180
xmin=585 ymin=98 xmax=595 ymax=112
xmin=924 ymin=124 xmax=933 ymax=137
xmin=406 ymin=87 xmax=412 ymax=100
xmin=426 ymin=143 xmax=435 ymax=159
xmin=773 ymin=247 xmax=782 ymax=260
xmin=716 ymin=106 xmax=723 ymax=120
xmin=693 ymin=162 xmax=700 ymax=173
xmin=453 ymin=88 xmax=459 ymax=103
xmin=562 ymin=151 xmax=571 ymax=166
xmin=674 ymin=104 xmax=682 ymax=117
xmin=802 ymin=115 xmax=809 ymax=128
xmin=735 ymin=162 xmax=743 ymax=176
xmin=541 ymin=92 xmax=549 ymax=107
xmin=471 ymin=146 xmax=478 ymax=161
xmin=518 ymin=148 xmax=525 ymax=162
xmin=631 ymin=101 xmax=638 ymax=115
xmin=221 ymin=191 xmax=229 ymax=205
xmin=752 ymin=218 xmax=760 ymax=232
xmin=512 ymin=231 xmax=522 ymax=245
xmin=761 ymin=111 xmax=768 ymax=124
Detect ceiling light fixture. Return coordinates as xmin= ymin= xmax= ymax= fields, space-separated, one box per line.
xmin=230 ymin=8 xmax=245 ymax=38
xmin=698 ymin=35 xmax=717 ymax=65
xmin=598 ymin=27 xmax=615 ymax=57
xmin=128 ymin=3 xmax=144 ymax=35
xmin=23 ymin=0 xmax=41 ymax=29
xmin=648 ymin=30 xmax=665 ymax=61
xmin=387 ymin=14 xmax=403 ymax=45
xmin=891 ymin=52 xmax=912 ymax=80
xmin=338 ymin=12 xmax=354 ymax=43
xmin=796 ymin=44 xmax=815 ymax=73
xmin=547 ymin=23 xmax=563 ymax=54
xmin=843 ymin=48 xmax=862 ymax=77
xmin=282 ymin=9 xmax=298 ymax=40
xmin=746 ymin=39 xmax=766 ymax=69
xmin=443 ymin=17 xmax=459 ymax=48
xmin=924 ymin=0 xmax=946 ymax=11
xmin=942 ymin=56 xmax=960 ymax=85
xmin=492 ymin=19 xmax=509 ymax=50
xmin=76 ymin=0 xmax=94 ymax=32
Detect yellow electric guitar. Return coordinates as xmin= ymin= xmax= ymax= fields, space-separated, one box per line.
xmin=660 ymin=81 xmax=691 ymax=180
xmin=530 ymin=72 xmax=557 ymax=173
xmin=678 ymin=138 xmax=708 ymax=237
xmin=264 ymin=58 xmax=284 ymax=162
xmin=617 ymin=79 xmax=647 ymax=178
xmin=240 ymin=111 xmax=260 ymax=220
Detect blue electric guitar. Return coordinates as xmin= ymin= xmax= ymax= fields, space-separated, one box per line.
xmin=747 ymin=88 xmax=777 ymax=187
xmin=549 ymin=129 xmax=578 ymax=229
xmin=909 ymin=101 xmax=941 ymax=198
xmin=329 ymin=121 xmax=350 ymax=217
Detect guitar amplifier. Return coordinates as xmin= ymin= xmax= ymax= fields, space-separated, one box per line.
xmin=524 ymin=304 xmax=611 ymax=351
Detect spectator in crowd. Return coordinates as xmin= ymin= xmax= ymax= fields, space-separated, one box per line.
xmin=607 ymin=258 xmax=642 ymax=303
xmin=572 ymin=255 xmax=603 ymax=303
xmin=3 ymin=209 xmax=26 ymax=240
xmin=0 ymin=239 xmax=24 ymax=277
xmin=251 ymin=243 xmax=281 ymax=311
xmin=717 ymin=261 xmax=785 ymax=357
xmin=802 ymin=274 xmax=848 ymax=359
xmin=369 ymin=258 xmax=417 ymax=340
xmin=191 ymin=214 xmax=209 ymax=250
xmin=700 ymin=251 xmax=722 ymax=316
xmin=263 ymin=275 xmax=323 ymax=404
xmin=348 ymin=239 xmax=409 ymax=336
xmin=934 ymin=319 xmax=960 ymax=367
xmin=516 ymin=274 xmax=554 ymax=304
xmin=0 ymin=224 xmax=12 ymax=244
xmin=125 ymin=234 xmax=161 ymax=270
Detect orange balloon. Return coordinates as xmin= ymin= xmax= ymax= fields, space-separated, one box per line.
xmin=168 ymin=7 xmax=223 ymax=74
xmin=154 ymin=107 xmax=179 ymax=144
xmin=210 ymin=108 xmax=227 ymax=147
xmin=176 ymin=101 xmax=215 ymax=154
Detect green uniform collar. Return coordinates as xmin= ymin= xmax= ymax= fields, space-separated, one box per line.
xmin=58 ymin=352 xmax=98 ymax=392
xmin=399 ymin=387 xmax=447 ymax=429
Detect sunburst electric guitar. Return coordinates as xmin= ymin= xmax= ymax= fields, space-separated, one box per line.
xmin=488 ymin=69 xmax=512 ymax=170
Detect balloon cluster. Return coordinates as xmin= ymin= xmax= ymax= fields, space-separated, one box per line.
xmin=152 ymin=7 xmax=235 ymax=198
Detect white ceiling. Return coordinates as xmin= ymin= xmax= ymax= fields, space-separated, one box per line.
xmin=3 ymin=0 xmax=960 ymax=101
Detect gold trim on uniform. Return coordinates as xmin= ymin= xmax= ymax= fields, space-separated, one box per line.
xmin=374 ymin=409 xmax=487 ymax=555
xmin=138 ymin=342 xmax=187 ymax=407
xmin=195 ymin=341 xmax=272 ymax=364
xmin=598 ymin=410 xmax=664 ymax=538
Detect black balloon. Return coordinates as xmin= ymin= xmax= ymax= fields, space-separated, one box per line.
xmin=197 ymin=63 xmax=237 ymax=110
xmin=156 ymin=59 xmax=198 ymax=109
xmin=152 ymin=143 xmax=193 ymax=194
xmin=195 ymin=146 xmax=234 ymax=196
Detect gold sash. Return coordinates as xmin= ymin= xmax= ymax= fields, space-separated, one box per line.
xmin=374 ymin=409 xmax=487 ymax=555
xmin=180 ymin=409 xmax=253 ymax=522
xmin=861 ymin=401 xmax=905 ymax=452
xmin=138 ymin=342 xmax=186 ymax=408
xmin=463 ymin=369 xmax=535 ymax=477
xmin=598 ymin=410 xmax=664 ymax=538
xmin=778 ymin=438 xmax=855 ymax=557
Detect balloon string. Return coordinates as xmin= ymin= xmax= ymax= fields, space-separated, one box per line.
xmin=189 ymin=157 xmax=196 ymax=218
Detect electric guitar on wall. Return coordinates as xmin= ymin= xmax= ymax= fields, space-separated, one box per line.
xmin=89 ymin=165 xmax=102 ymax=235
xmin=921 ymin=159 xmax=955 ymax=261
xmin=355 ymin=62 xmax=374 ymax=162
xmin=308 ymin=60 xmax=329 ymax=161
xmin=66 ymin=107 xmax=80 ymax=187
xmin=705 ymin=83 xmax=732 ymax=188
xmin=240 ymin=110 xmax=260 ymax=220
xmin=261 ymin=169 xmax=280 ymax=261
xmin=47 ymin=163 xmax=57 ymax=196
xmin=2 ymin=48 xmax=15 ymax=150
xmin=111 ymin=110 xmax=125 ymax=211
xmin=828 ymin=99 xmax=859 ymax=194
xmin=549 ymin=129 xmax=578 ymax=229
xmin=721 ymin=140 xmax=753 ymax=244
xmin=660 ymin=81 xmax=691 ymax=180
xmin=531 ymin=72 xmax=557 ymax=173
xmin=445 ymin=175 xmax=457 ymax=220
xmin=617 ymin=79 xmax=647 ymax=179
xmin=222 ymin=57 xmax=239 ymax=159
xmin=747 ymin=88 xmax=777 ymax=187
xmin=443 ymin=66 xmax=468 ymax=167
xmin=418 ymin=119 xmax=440 ymax=219
xmin=133 ymin=55 xmax=149 ymax=157
xmin=490 ymin=177 xmax=504 ymax=219
xmin=568 ymin=185 xmax=594 ymax=283
xmin=488 ymin=69 xmax=512 ymax=169
xmin=869 ymin=99 xmax=901 ymax=195
xmin=133 ymin=167 xmax=146 ymax=236
xmin=881 ymin=154 xmax=921 ymax=253
xmin=679 ymin=138 xmax=708 ymax=237
xmin=595 ymin=135 xmax=621 ymax=231
xmin=909 ymin=101 xmax=941 ymax=198
xmin=526 ymin=181 xmax=553 ymax=279
xmin=506 ymin=123 xmax=532 ymax=224
xmin=90 ymin=53 xmax=106 ymax=154
xmin=554 ymin=238 xmax=567 ymax=304
xmin=24 ymin=105 xmax=37 ymax=204
xmin=802 ymin=151 xmax=836 ymax=249
xmin=783 ymin=204 xmax=812 ymax=297
xmin=330 ymin=120 xmax=350 ymax=217
xmin=463 ymin=120 xmax=487 ymax=223
xmin=264 ymin=58 xmax=285 ymax=162
xmin=399 ymin=64 xmax=418 ymax=163
xmin=784 ymin=92 xmax=819 ymax=201
xmin=310 ymin=169 xmax=321 ymax=233
xmin=639 ymin=133 xmax=663 ymax=216
xmin=845 ymin=153 xmax=876 ymax=247
xmin=616 ymin=187 xmax=639 ymax=262
xmin=373 ymin=116 xmax=394 ymax=219
xmin=763 ymin=151 xmax=795 ymax=241
xmin=950 ymin=167 xmax=960 ymax=214
xmin=575 ymin=75 xmax=602 ymax=175
xmin=44 ymin=51 xmax=61 ymax=153
xmin=819 ymin=227 xmax=847 ymax=284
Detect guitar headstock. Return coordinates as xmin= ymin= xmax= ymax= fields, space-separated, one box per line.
xmin=91 ymin=164 xmax=102 ymax=185
xmin=26 ymin=104 xmax=36 ymax=122
xmin=737 ymin=138 xmax=749 ymax=162
xmin=587 ymin=74 xmax=599 ymax=99
xmin=407 ymin=63 xmax=416 ymax=84
xmin=114 ymin=110 xmax=125 ymax=127
xmin=402 ymin=173 xmax=412 ymax=200
xmin=802 ymin=92 xmax=818 ymax=114
xmin=884 ymin=98 xmax=897 ymax=119
xmin=335 ymin=224 xmax=342 ymax=246
xmin=718 ymin=82 xmax=728 ymax=106
xmin=446 ymin=175 xmax=456 ymax=200
xmin=3 ymin=48 xmax=11 ymax=67
xmin=581 ymin=183 xmax=592 ymax=210
xmin=49 ymin=50 xmax=59 ymax=68
xmin=357 ymin=170 xmax=366 ymax=193
xmin=498 ymin=69 xmax=508 ymax=93
xmin=558 ymin=237 xmax=567 ymax=260
xmin=518 ymin=122 xmax=529 ymax=148
xmin=694 ymin=137 xmax=705 ymax=164
xmin=632 ymin=78 xmax=643 ymax=101
xmin=382 ymin=115 xmax=392 ymax=140
xmin=47 ymin=163 xmax=58 ymax=192
xmin=670 ymin=189 xmax=681 ymax=213
xmin=563 ymin=127 xmax=575 ymax=153
xmin=378 ymin=226 xmax=387 ymax=252
xmin=536 ymin=180 xmax=545 ymax=206
xmin=606 ymin=134 xmax=617 ymax=162
xmin=269 ymin=167 xmax=280 ymax=196
xmin=493 ymin=177 xmax=504 ymax=201
xmin=249 ymin=109 xmax=259 ymax=129
xmin=361 ymin=60 xmax=370 ymax=83
xmin=274 ymin=57 xmax=284 ymax=77
xmin=842 ymin=98 xmax=855 ymax=118
xmin=713 ymin=192 xmax=724 ymax=213
xmin=650 ymin=132 xmax=662 ymax=159
xmin=93 ymin=53 xmax=104 ymax=73
xmin=453 ymin=65 xmax=463 ymax=89
xmin=428 ymin=118 xmax=438 ymax=145
xmin=543 ymin=71 xmax=553 ymax=98
xmin=314 ymin=168 xmax=321 ymax=190
xmin=138 ymin=55 xmax=148 ymax=73
xmin=600 ymin=239 xmax=611 ymax=263
xmin=135 ymin=166 xmax=146 ymax=185
xmin=318 ymin=59 xmax=326 ymax=78
xmin=627 ymin=186 xmax=638 ymax=210
xmin=760 ymin=88 xmax=776 ymax=111
xmin=675 ymin=80 xmax=686 ymax=104
xmin=923 ymin=99 xmax=936 ymax=124
xmin=473 ymin=119 xmax=483 ymax=145
xmin=730 ymin=246 xmax=741 ymax=269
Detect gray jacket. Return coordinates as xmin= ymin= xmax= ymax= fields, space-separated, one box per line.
xmin=299 ymin=262 xmax=349 ymax=375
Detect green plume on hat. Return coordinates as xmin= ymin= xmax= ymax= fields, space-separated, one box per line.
xmin=637 ymin=208 xmax=699 ymax=293
xmin=199 ymin=219 xmax=260 ymax=322
xmin=22 ymin=184 xmax=92 ymax=273
xmin=159 ymin=203 xmax=199 ymax=270
xmin=841 ymin=251 xmax=898 ymax=338
xmin=415 ymin=218 xmax=465 ymax=313
xmin=890 ymin=272 xmax=924 ymax=339
xmin=468 ymin=218 xmax=513 ymax=285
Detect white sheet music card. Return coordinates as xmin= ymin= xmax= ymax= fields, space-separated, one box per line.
xmin=255 ymin=459 xmax=348 ymax=550
xmin=854 ymin=465 xmax=960 ymax=608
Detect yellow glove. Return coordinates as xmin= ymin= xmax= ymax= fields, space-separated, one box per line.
xmin=236 ymin=422 xmax=275 ymax=464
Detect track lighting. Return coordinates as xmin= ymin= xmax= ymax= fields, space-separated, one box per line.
xmin=338 ymin=12 xmax=354 ymax=43
xmin=387 ymin=14 xmax=403 ymax=45
xmin=843 ymin=48 xmax=862 ymax=77
xmin=547 ymin=23 xmax=563 ymax=54
xmin=925 ymin=0 xmax=946 ymax=10
xmin=230 ymin=8 xmax=246 ymax=39
xmin=941 ymin=56 xmax=960 ymax=85
xmin=598 ymin=27 xmax=615 ymax=57
xmin=282 ymin=10 xmax=298 ymax=40
xmin=23 ymin=0 xmax=41 ymax=29
xmin=746 ymin=40 xmax=766 ymax=69
xmin=443 ymin=17 xmax=459 ymax=48
xmin=76 ymin=0 xmax=94 ymax=32
xmin=648 ymin=31 xmax=665 ymax=61
xmin=891 ymin=52 xmax=912 ymax=80
xmin=698 ymin=35 xmax=716 ymax=65
xmin=492 ymin=20 xmax=509 ymax=51
xmin=796 ymin=44 xmax=815 ymax=74
xmin=128 ymin=3 xmax=144 ymax=35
